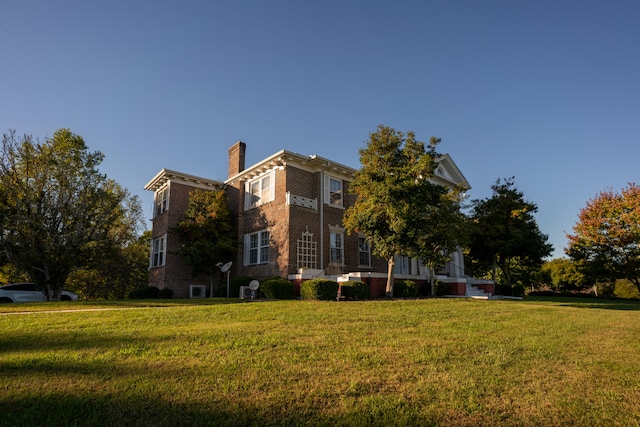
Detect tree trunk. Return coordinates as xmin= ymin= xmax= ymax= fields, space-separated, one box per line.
xmin=491 ymin=255 xmax=497 ymax=284
xmin=385 ymin=257 xmax=395 ymax=298
xmin=430 ymin=265 xmax=436 ymax=297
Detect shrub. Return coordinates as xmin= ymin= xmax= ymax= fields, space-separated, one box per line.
xmin=339 ymin=281 xmax=369 ymax=300
xmin=614 ymin=280 xmax=640 ymax=299
xmin=261 ymin=278 xmax=295 ymax=300
xmin=300 ymin=279 xmax=339 ymax=301
xmin=435 ymin=280 xmax=449 ymax=296
xmin=158 ymin=288 xmax=174 ymax=299
xmin=513 ymin=284 xmax=525 ymax=297
xmin=495 ymin=284 xmax=512 ymax=296
xmin=229 ymin=276 xmax=253 ymax=299
xmin=128 ymin=286 xmax=160 ymax=299
xmin=393 ymin=280 xmax=418 ymax=298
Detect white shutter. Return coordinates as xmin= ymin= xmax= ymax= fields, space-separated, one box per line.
xmin=323 ymin=173 xmax=330 ymax=205
xmin=268 ymin=170 xmax=275 ymax=203
xmin=244 ymin=182 xmax=251 ymax=211
xmin=243 ymin=234 xmax=250 ymax=265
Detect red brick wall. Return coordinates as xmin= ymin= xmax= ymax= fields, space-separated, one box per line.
xmin=446 ymin=282 xmax=466 ymax=296
xmin=148 ymin=182 xmax=214 ymax=298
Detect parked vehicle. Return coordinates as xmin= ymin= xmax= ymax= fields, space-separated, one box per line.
xmin=0 ymin=283 xmax=78 ymax=303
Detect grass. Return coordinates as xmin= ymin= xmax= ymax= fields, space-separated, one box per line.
xmin=1 ymin=297 xmax=639 ymax=426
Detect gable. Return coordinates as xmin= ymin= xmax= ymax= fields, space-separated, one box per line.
xmin=431 ymin=154 xmax=470 ymax=190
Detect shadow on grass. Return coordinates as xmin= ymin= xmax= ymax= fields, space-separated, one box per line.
xmin=0 ymin=298 xmax=245 ymax=314
xmin=0 ymin=393 xmax=301 ymax=427
xmin=525 ymin=296 xmax=640 ymax=311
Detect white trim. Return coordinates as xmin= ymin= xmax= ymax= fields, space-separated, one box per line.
xmin=151 ymin=235 xmax=166 ymax=268
xmin=244 ymin=229 xmax=270 ymax=265
xmin=244 ymin=170 xmax=276 ymax=210
xmin=324 ymin=174 xmax=344 ymax=208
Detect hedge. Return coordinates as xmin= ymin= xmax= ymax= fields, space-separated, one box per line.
xmin=393 ymin=280 xmax=418 ymax=298
xmin=261 ymin=278 xmax=295 ymax=300
xmin=300 ymin=278 xmax=339 ymax=301
xmin=339 ymin=281 xmax=369 ymax=300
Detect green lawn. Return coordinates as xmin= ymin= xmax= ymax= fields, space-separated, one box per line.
xmin=1 ymin=297 xmax=639 ymax=426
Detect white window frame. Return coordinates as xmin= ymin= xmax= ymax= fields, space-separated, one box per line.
xmin=330 ymin=231 xmax=343 ymax=265
xmin=244 ymin=230 xmax=270 ymax=265
xmin=358 ymin=235 xmax=371 ymax=267
xmin=244 ymin=170 xmax=275 ymax=210
xmin=324 ymin=174 xmax=343 ymax=208
xmin=155 ymin=185 xmax=169 ymax=217
xmin=151 ymin=235 xmax=166 ymax=268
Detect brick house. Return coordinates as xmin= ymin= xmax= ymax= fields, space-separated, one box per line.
xmin=145 ymin=141 xmax=494 ymax=299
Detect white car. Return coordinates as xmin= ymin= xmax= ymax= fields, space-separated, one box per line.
xmin=0 ymin=283 xmax=78 ymax=303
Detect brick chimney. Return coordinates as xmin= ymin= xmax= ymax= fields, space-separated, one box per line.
xmin=228 ymin=141 xmax=246 ymax=179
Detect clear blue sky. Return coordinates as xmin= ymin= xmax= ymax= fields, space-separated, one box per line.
xmin=2 ymin=1 xmax=639 ymax=259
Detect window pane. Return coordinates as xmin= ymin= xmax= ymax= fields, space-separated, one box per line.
xmin=329 ymin=178 xmax=342 ymax=206
xmin=261 ymin=175 xmax=270 ymax=191
xmin=330 ymin=232 xmax=342 ymax=263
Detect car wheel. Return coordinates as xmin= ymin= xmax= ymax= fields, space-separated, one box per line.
xmin=0 ymin=297 xmax=13 ymax=303
xmin=61 ymin=295 xmax=71 ymax=301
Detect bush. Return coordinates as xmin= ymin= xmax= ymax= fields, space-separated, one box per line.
xmin=496 ymin=284 xmax=525 ymax=297
xmin=128 ymin=286 xmax=160 ymax=299
xmin=261 ymin=278 xmax=295 ymax=300
xmin=435 ymin=280 xmax=449 ymax=296
xmin=513 ymin=284 xmax=525 ymax=297
xmin=339 ymin=281 xmax=369 ymax=300
xmin=300 ymin=279 xmax=339 ymax=301
xmin=229 ymin=276 xmax=253 ymax=299
xmin=158 ymin=288 xmax=174 ymax=299
xmin=614 ymin=280 xmax=640 ymax=299
xmin=393 ymin=280 xmax=418 ymax=298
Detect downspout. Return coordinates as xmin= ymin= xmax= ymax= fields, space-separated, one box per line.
xmin=319 ymin=171 xmax=324 ymax=269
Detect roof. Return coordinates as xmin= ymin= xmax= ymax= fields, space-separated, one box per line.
xmin=144 ymin=169 xmax=224 ymax=192
xmin=225 ymin=149 xmax=357 ymax=184
xmin=146 ymin=149 xmax=470 ymax=191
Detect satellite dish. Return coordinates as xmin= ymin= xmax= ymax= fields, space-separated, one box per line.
xmin=220 ymin=261 xmax=233 ymax=273
xmin=249 ymin=280 xmax=260 ymax=291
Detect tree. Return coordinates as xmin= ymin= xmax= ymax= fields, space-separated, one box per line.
xmin=566 ymin=183 xmax=640 ymax=293
xmin=171 ymin=188 xmax=236 ymax=296
xmin=343 ymin=125 xmax=463 ymax=297
xmin=66 ymin=231 xmax=151 ymax=299
xmin=0 ymin=129 xmax=144 ymax=299
xmin=468 ymin=177 xmax=552 ymax=288
xmin=415 ymin=188 xmax=469 ymax=295
xmin=539 ymin=258 xmax=591 ymax=292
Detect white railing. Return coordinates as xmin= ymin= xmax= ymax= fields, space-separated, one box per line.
xmin=286 ymin=192 xmax=317 ymax=210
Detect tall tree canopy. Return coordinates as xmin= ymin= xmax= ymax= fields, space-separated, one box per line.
xmin=171 ymin=188 xmax=236 ymax=296
xmin=0 ymin=129 xmax=144 ymax=299
xmin=468 ymin=177 xmax=552 ymax=288
xmin=538 ymin=258 xmax=592 ymax=292
xmin=566 ymin=183 xmax=640 ymax=293
xmin=343 ymin=125 xmax=465 ymax=297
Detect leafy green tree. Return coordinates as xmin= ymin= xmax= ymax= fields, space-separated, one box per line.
xmin=171 ymin=188 xmax=236 ymax=296
xmin=343 ymin=125 xmax=460 ymax=297
xmin=539 ymin=258 xmax=591 ymax=292
xmin=566 ymin=183 xmax=640 ymax=293
xmin=468 ymin=177 xmax=552 ymax=288
xmin=0 ymin=129 xmax=144 ymax=300
xmin=415 ymin=188 xmax=469 ymax=295
xmin=66 ymin=231 xmax=151 ymax=299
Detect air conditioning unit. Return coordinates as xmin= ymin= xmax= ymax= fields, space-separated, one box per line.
xmin=189 ymin=285 xmax=206 ymax=298
xmin=239 ymin=286 xmax=252 ymax=299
